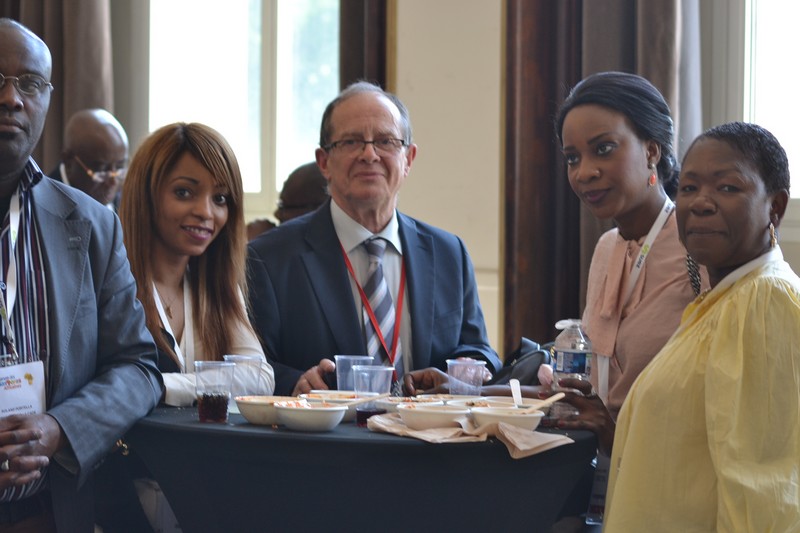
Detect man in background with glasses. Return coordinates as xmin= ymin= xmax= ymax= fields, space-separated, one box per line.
xmin=248 ymin=81 xmax=500 ymax=396
xmin=0 ymin=19 xmax=161 ymax=532
xmin=48 ymin=108 xmax=128 ymax=211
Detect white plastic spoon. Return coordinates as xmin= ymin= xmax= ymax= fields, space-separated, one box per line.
xmin=510 ymin=378 xmax=523 ymax=408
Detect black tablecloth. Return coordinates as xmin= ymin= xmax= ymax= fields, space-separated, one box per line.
xmin=126 ymin=406 xmax=596 ymax=533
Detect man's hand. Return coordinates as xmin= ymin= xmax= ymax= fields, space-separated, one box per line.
xmin=0 ymin=414 xmax=64 ymax=490
xmin=292 ymin=358 xmax=336 ymax=396
xmin=402 ymin=367 xmax=450 ymax=396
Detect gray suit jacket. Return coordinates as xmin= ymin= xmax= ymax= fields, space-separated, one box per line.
xmin=248 ymin=201 xmax=501 ymax=395
xmin=28 ymin=171 xmax=162 ymax=531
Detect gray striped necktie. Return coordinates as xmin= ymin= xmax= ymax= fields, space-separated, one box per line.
xmin=362 ymin=238 xmax=404 ymax=382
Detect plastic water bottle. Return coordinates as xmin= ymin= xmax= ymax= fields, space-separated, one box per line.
xmin=553 ymin=319 xmax=592 ymax=380
xmin=551 ymin=319 xmax=592 ymax=419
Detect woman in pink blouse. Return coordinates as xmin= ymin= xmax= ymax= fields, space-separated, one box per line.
xmin=551 ymin=72 xmax=708 ymax=438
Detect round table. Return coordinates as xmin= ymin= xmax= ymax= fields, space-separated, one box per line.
xmin=126 ymin=406 xmax=596 ymax=533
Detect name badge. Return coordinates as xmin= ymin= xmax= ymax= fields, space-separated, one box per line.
xmin=0 ymin=360 xmax=45 ymax=417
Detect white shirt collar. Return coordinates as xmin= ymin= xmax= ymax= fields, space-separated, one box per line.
xmin=58 ymin=162 xmax=72 ymax=186
xmin=330 ymin=199 xmax=403 ymax=255
xmin=711 ymin=246 xmax=784 ymax=295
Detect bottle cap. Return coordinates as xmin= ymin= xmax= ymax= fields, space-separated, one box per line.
xmin=555 ymin=318 xmax=582 ymax=330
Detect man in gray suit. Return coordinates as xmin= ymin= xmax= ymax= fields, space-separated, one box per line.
xmin=0 ymin=19 xmax=162 ymax=531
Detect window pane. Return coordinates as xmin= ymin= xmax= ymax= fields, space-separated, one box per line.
xmin=275 ymin=0 xmax=339 ymax=191
xmin=747 ymin=0 xmax=800 ymax=195
xmin=149 ymin=0 xmax=262 ymax=192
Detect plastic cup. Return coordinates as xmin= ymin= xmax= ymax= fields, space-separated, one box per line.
xmin=446 ymin=359 xmax=487 ymax=396
xmin=194 ymin=361 xmax=235 ymax=423
xmin=352 ymin=365 xmax=394 ymax=426
xmin=223 ymin=354 xmax=269 ymax=414
xmin=334 ymin=355 xmax=374 ymax=391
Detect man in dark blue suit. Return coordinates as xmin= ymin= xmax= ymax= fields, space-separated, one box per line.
xmin=248 ymin=81 xmax=500 ymax=396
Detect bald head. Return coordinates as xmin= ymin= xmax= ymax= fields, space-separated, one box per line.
xmin=64 ymin=108 xmax=128 ymax=155
xmin=62 ymin=108 xmax=128 ymax=205
xmin=0 ymin=18 xmax=52 ymax=194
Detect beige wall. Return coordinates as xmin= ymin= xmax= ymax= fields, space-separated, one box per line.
xmin=391 ymin=0 xmax=504 ymax=351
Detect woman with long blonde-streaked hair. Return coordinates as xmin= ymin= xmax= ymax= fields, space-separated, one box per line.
xmin=120 ymin=122 xmax=274 ymax=406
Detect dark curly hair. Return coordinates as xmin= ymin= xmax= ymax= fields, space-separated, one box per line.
xmin=686 ymin=122 xmax=790 ymax=194
xmin=555 ymin=71 xmax=678 ymax=197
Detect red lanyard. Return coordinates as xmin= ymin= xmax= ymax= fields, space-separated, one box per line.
xmin=340 ymin=241 xmax=405 ymax=372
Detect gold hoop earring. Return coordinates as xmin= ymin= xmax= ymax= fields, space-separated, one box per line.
xmin=769 ymin=222 xmax=777 ymax=248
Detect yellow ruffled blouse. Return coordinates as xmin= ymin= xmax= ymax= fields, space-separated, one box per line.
xmin=605 ymin=248 xmax=800 ymax=532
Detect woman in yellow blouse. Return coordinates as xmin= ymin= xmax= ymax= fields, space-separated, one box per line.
xmin=568 ymin=122 xmax=800 ymax=531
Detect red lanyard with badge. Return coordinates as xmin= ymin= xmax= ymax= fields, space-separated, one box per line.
xmin=339 ymin=242 xmax=405 ymax=378
xmin=0 ymin=189 xmax=46 ymax=415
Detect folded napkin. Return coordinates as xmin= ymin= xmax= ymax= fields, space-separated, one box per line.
xmin=367 ymin=413 xmax=573 ymax=459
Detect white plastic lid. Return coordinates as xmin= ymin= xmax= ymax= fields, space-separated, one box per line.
xmin=555 ymin=318 xmax=582 ymax=330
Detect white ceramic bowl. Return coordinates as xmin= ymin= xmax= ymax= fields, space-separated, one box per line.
xmin=235 ymin=395 xmax=297 ymax=425
xmin=374 ymin=396 xmax=444 ymax=413
xmin=480 ymin=396 xmax=551 ymax=414
xmin=471 ymin=406 xmax=544 ymax=431
xmin=446 ymin=397 xmax=495 ymax=409
xmin=275 ymin=401 xmax=347 ymax=432
xmin=300 ymin=390 xmax=371 ymax=422
xmin=415 ymin=394 xmax=483 ymax=405
xmin=396 ymin=404 xmax=470 ymax=430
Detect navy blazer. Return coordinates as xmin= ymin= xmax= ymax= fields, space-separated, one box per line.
xmin=247 ymin=201 xmax=501 ymax=395
xmin=30 ymin=173 xmax=162 ymax=531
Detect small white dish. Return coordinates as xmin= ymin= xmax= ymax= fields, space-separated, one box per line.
xmin=275 ymin=401 xmax=347 ymax=432
xmin=235 ymin=395 xmax=297 ymax=425
xmin=415 ymin=394 xmax=483 ymax=405
xmin=396 ymin=404 xmax=470 ymax=430
xmin=301 ymin=390 xmax=367 ymax=422
xmin=481 ymin=396 xmax=551 ymax=414
xmin=471 ymin=406 xmax=544 ymax=431
xmin=374 ymin=396 xmax=444 ymax=413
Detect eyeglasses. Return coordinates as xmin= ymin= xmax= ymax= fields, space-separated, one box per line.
xmin=324 ymin=138 xmax=407 ymax=155
xmin=72 ymin=155 xmax=126 ymax=184
xmin=0 ymin=73 xmax=53 ymax=96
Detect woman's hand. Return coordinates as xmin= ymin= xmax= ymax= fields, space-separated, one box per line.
xmin=548 ymin=377 xmax=615 ymax=456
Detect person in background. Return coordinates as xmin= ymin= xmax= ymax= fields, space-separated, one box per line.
xmin=120 ymin=122 xmax=274 ymax=406
xmin=248 ymin=81 xmax=501 ymax=396
xmin=0 ymin=18 xmax=162 ymax=531
xmin=589 ymin=122 xmax=799 ymax=530
xmin=246 ymin=161 xmax=329 ymax=241
xmin=49 ymin=107 xmax=128 ymax=210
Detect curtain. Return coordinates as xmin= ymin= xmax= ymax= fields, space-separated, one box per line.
xmin=0 ymin=0 xmax=113 ymax=171
xmin=577 ymin=0 xmax=702 ymax=306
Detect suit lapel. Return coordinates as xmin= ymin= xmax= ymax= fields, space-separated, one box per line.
xmin=398 ymin=213 xmax=434 ymax=369
xmin=32 ymin=180 xmax=91 ymax=403
xmin=301 ymin=205 xmax=366 ymax=354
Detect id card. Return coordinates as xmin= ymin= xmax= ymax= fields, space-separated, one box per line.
xmin=0 ymin=360 xmax=45 ymax=417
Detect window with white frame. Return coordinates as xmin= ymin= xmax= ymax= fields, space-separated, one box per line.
xmin=744 ymin=0 xmax=800 ymax=196
xmin=702 ymin=0 xmax=800 ymax=254
xmin=149 ymin=0 xmax=339 ymax=219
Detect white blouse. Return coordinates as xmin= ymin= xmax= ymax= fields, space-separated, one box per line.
xmin=155 ymin=277 xmax=275 ymax=406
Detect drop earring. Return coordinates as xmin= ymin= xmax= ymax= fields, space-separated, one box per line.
xmin=648 ymin=163 xmax=657 ymax=187
xmin=769 ymin=222 xmax=777 ymax=248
